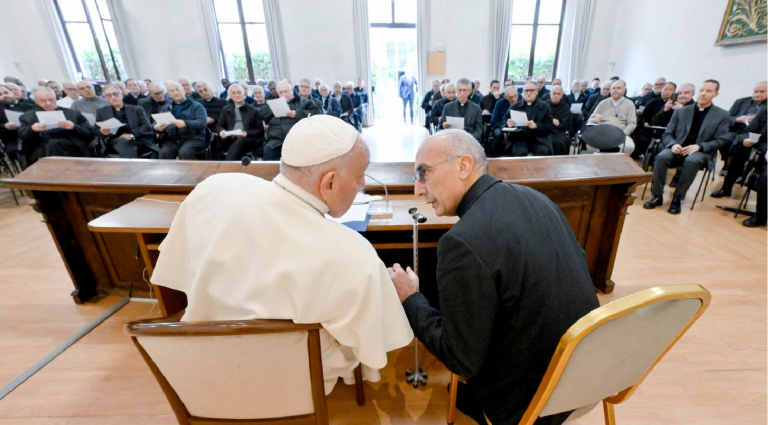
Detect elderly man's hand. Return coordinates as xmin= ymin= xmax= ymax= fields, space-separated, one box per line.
xmin=387 ymin=263 xmax=419 ymax=303
xmin=594 ymin=114 xmax=603 ymax=123
xmin=154 ymin=123 xmax=167 ymax=132
xmin=507 ymin=119 xmax=516 ymax=127
xmin=31 ymin=123 xmax=47 ymax=132
xmin=4 ymin=123 xmax=18 ymax=130
xmin=681 ymin=144 xmax=700 ymax=156
xmin=442 ymin=122 xmax=451 ymax=128
xmin=100 ymin=128 xmax=111 ymax=136
xmin=173 ymin=120 xmax=187 ymax=128
xmin=736 ymin=115 xmax=748 ymax=124
xmin=671 ymin=144 xmax=684 ymax=154
xmin=553 ymin=118 xmax=560 ymax=126
xmin=59 ymin=120 xmax=74 ymax=130
xmin=664 ymin=100 xmax=674 ymax=111
xmin=743 ymin=138 xmax=756 ymax=147
xmin=120 ymin=134 xmax=133 ymax=140
xmin=527 ymin=120 xmax=537 ymax=130
xmin=206 ymin=117 xmax=214 ymax=124
xmin=286 ymin=110 xmax=296 ymax=119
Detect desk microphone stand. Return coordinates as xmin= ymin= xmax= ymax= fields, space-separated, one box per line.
xmin=406 ymin=207 xmax=428 ymax=387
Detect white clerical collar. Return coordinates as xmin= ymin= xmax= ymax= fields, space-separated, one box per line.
xmin=272 ymin=173 xmax=330 ymax=216
xmin=526 ymin=102 xmax=532 ymax=106
xmin=611 ymin=97 xmax=623 ymax=106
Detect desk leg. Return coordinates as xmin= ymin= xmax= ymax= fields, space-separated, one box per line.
xmin=136 ymin=234 xmax=186 ymax=317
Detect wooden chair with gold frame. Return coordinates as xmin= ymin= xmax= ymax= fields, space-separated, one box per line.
xmin=124 ymin=316 xmax=330 ymax=425
xmin=447 ymin=284 xmax=711 ymax=425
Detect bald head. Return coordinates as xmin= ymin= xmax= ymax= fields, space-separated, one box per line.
xmin=277 ymin=81 xmax=294 ymax=100
xmin=611 ymin=80 xmax=626 ymax=100
xmin=178 ymin=77 xmax=192 ymax=95
xmin=753 ymin=81 xmax=767 ymax=103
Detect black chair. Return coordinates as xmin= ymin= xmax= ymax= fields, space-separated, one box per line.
xmin=0 ymin=141 xmax=20 ymax=205
xmin=689 ymin=151 xmax=717 ymax=210
xmin=733 ymin=148 xmax=762 ymax=218
xmin=578 ymin=124 xmax=626 ymax=154
xmin=640 ymin=127 xmax=666 ymax=199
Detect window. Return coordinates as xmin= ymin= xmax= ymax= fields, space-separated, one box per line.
xmin=213 ymin=0 xmax=272 ymax=83
xmin=54 ymin=0 xmax=126 ymax=83
xmin=505 ymin=0 xmax=566 ymax=83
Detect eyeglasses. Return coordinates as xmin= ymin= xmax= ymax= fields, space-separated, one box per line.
xmin=104 ymin=92 xmax=121 ymax=98
xmin=523 ymin=89 xmax=537 ymax=93
xmin=412 ymin=156 xmax=460 ymax=184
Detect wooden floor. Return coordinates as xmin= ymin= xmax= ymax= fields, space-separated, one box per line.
xmin=0 ymin=146 xmax=765 ymax=424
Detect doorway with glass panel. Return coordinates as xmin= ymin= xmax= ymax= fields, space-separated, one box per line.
xmin=368 ymin=0 xmax=419 ymax=125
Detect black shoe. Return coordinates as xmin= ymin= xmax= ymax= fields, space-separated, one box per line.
xmin=710 ymin=188 xmax=732 ymax=198
xmin=668 ymin=196 xmax=682 ymax=214
xmin=742 ymin=217 xmax=766 ymax=227
xmin=720 ymin=169 xmax=728 ymax=176
xmin=644 ymin=196 xmax=663 ymax=209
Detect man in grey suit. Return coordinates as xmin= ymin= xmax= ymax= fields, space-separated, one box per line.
xmin=95 ymin=85 xmax=156 ymax=158
xmin=644 ymin=80 xmax=730 ymax=214
xmin=439 ymin=78 xmax=483 ymax=141
xmin=716 ymin=81 xmax=767 ymax=173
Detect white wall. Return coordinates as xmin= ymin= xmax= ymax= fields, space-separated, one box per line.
xmin=581 ymin=0 xmax=767 ymax=108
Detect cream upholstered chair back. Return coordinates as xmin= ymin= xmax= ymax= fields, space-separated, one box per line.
xmin=124 ymin=317 xmax=328 ymax=425
xmin=516 ymin=284 xmax=711 ymax=425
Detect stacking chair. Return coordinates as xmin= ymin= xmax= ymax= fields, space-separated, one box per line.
xmin=732 ymin=148 xmax=762 ymax=218
xmin=577 ymin=125 xmax=627 ymax=154
xmin=0 ymin=141 xmax=20 ymax=205
xmin=447 ymin=284 xmax=711 ymax=425
xmin=125 ymin=316 xmax=331 ymax=425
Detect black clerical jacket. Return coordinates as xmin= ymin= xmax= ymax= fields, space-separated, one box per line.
xmin=0 ymin=101 xmax=35 ymax=147
xmin=403 ymin=175 xmax=600 ymax=425
xmin=94 ymin=104 xmax=156 ymax=157
xmin=509 ymin=98 xmax=555 ymax=152
xmin=438 ymin=99 xmax=484 ymax=141
xmin=215 ymin=103 xmax=265 ymax=142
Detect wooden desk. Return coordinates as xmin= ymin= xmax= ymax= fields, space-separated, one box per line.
xmin=2 ymin=155 xmax=651 ymax=303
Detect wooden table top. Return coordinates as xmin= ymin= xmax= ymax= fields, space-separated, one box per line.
xmin=3 ymin=155 xmax=651 ymax=193
xmin=88 ymin=194 xmax=458 ymax=234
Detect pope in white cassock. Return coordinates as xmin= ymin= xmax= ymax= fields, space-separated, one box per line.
xmin=151 ymin=114 xmax=414 ymax=394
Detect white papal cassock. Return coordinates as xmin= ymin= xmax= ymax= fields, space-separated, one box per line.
xmin=151 ymin=172 xmax=414 ymax=394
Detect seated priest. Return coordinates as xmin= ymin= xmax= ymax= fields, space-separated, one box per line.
xmin=19 ymin=86 xmax=94 ymax=165
xmin=252 ymin=85 xmax=267 ymax=106
xmin=178 ymin=77 xmax=200 ymax=100
xmin=568 ymin=79 xmax=588 ymax=132
xmin=634 ymin=82 xmax=677 ymax=159
xmin=259 ymin=81 xmax=323 ymax=161
xmin=195 ymin=82 xmax=228 ymax=134
xmin=429 ymin=84 xmax=452 ymax=131
xmin=139 ymin=83 xmax=172 ymax=121
xmin=652 ymin=83 xmax=696 ymax=129
xmin=644 ymin=80 xmax=730 ymax=214
xmin=122 ymin=79 xmax=145 ymax=106
xmin=438 ymin=79 xmax=483 ymax=142
xmin=311 ymin=78 xmax=322 ymax=98
xmin=720 ymin=81 xmax=767 ymax=170
xmin=536 ymin=76 xmax=550 ymax=99
xmin=479 ymin=80 xmax=501 ymax=115
xmin=421 ymin=80 xmax=440 ymax=133
xmin=154 ymin=81 xmax=208 ymax=160
xmin=389 ymin=130 xmax=599 ymax=424
xmin=151 ymin=115 xmax=414 ymax=394
xmin=215 ymin=84 xmax=264 ymax=161
xmin=319 ymin=85 xmax=342 ymax=118
xmin=0 ymin=84 xmax=36 ymax=163
xmin=71 ymin=81 xmax=110 ymax=116
xmin=94 ymin=85 xmax=156 ymax=158
xmin=547 ymin=85 xmax=572 ymax=155
xmin=298 ymin=79 xmax=323 ymax=109
xmin=586 ymin=80 xmax=637 ymax=155
xmin=503 ymin=81 xmax=554 ymax=157
xmin=737 ymin=107 xmax=767 ymax=227
xmin=57 ymin=81 xmax=80 ymax=108
xmin=469 ymin=81 xmax=482 ymax=105
xmin=489 ymin=86 xmax=519 ymax=157
xmin=340 ymin=81 xmax=363 ymax=131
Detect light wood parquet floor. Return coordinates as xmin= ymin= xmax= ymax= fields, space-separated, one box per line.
xmin=0 ymin=135 xmax=764 ymax=424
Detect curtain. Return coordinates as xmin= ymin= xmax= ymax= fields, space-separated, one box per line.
xmin=352 ymin=0 xmax=372 ymax=126
xmin=198 ymin=0 xmax=225 ymax=89
xmin=491 ymin=0 xmax=513 ymax=82
xmin=263 ymin=0 xmax=288 ymax=80
xmin=417 ymin=0 xmax=430 ymax=125
xmin=35 ymin=0 xmax=78 ymax=82
xmin=104 ymin=0 xmax=138 ymax=80
xmin=556 ymin=0 xmax=594 ymax=86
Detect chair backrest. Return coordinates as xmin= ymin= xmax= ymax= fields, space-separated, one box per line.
xmin=517 ymin=284 xmax=710 ymax=425
xmin=124 ymin=317 xmax=328 ymax=425
xmin=581 ymin=124 xmax=626 ymax=150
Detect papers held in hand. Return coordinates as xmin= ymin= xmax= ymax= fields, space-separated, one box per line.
xmin=36 ymin=111 xmax=67 ymax=129
xmin=570 ymin=103 xmax=583 ymax=113
xmin=749 ymin=132 xmax=760 ymax=143
xmin=445 ymin=116 xmax=464 ymax=129
xmin=223 ymin=129 xmax=245 ymax=137
xmin=151 ymin=112 xmax=176 ymax=125
xmin=267 ymin=97 xmax=291 ymax=118
xmin=4 ymin=110 xmax=22 ymax=126
xmin=507 ymin=110 xmax=529 ymax=126
xmin=82 ymin=113 xmax=96 ymax=125
xmin=96 ymin=118 xmax=125 ymax=135
xmin=638 ymin=106 xmax=646 ymax=113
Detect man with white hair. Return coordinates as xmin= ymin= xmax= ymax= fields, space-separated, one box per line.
xmin=318 ymin=85 xmax=342 ymax=118
xmin=178 ymin=77 xmax=200 ymax=100
xmin=587 ymin=80 xmax=637 ymax=155
xmin=215 ymin=84 xmax=264 ymax=160
xmin=95 ymin=85 xmax=155 ymax=158
xmin=0 ymin=84 xmax=36 ymax=163
xmin=71 ymin=80 xmax=109 ymax=116
xmin=152 ymin=114 xmax=413 ymax=395
xmin=340 ymin=81 xmax=363 ymax=131
xmin=195 ymin=82 xmax=228 ymax=134
xmin=18 ymin=86 xmax=94 ymax=164
xmin=429 ymin=83 xmax=454 ymax=131
xmin=547 ymin=85 xmax=572 ymax=155
xmin=57 ymin=81 xmax=80 ymax=108
xmin=5 ymin=82 xmax=34 ymax=107
xmin=154 ymin=81 xmax=208 ymax=160
xmin=258 ymin=81 xmax=323 ymax=160
xmin=312 ymin=77 xmax=322 ymax=98
xmin=438 ymin=78 xmax=483 ymax=141
xmin=139 ymin=83 xmax=172 ymax=122
xmin=138 ymin=81 xmax=149 ymax=96
xmin=489 ymin=85 xmax=520 ymax=157
xmin=389 ymin=129 xmax=599 ymax=424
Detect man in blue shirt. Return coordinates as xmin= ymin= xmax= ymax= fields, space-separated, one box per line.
xmin=154 ymin=81 xmax=208 ymax=160
xmin=399 ymin=69 xmax=418 ymax=124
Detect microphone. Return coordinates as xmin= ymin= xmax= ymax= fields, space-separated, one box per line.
xmin=408 ymin=207 xmax=427 ymax=223
xmin=241 ymin=156 xmax=251 ymax=172
xmin=365 ymin=172 xmax=393 ymax=214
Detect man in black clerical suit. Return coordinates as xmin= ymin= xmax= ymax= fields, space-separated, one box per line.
xmin=547 ymin=85 xmax=571 ymax=155
xmin=389 ymin=129 xmax=599 ymax=425
xmin=718 ymin=81 xmax=767 ymax=170
xmin=216 ymin=84 xmax=264 ymax=161
xmin=504 ymin=81 xmax=554 ymax=156
xmin=429 ymin=84 xmax=453 ymax=131
xmin=195 ymin=82 xmax=228 ymax=135
xmin=122 ymin=79 xmax=146 ymax=106
xmin=139 ymin=83 xmax=172 ymax=122
xmin=439 ymin=78 xmax=483 ymax=141
xmin=0 ymin=83 xmax=36 ymax=164
xmin=635 ymin=82 xmax=677 ymax=159
xmin=19 ymin=87 xmax=94 ymax=165
xmin=94 ymin=85 xmax=155 ymax=158
xmin=479 ymin=80 xmax=501 ymax=114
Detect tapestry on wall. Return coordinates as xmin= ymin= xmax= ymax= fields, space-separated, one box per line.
xmin=716 ymin=0 xmax=767 ymax=45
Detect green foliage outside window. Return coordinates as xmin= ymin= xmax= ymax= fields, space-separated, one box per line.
xmin=507 ymin=54 xmax=555 ymax=82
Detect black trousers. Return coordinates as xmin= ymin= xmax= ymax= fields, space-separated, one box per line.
xmin=26 ymin=138 xmax=92 ymax=166
xmin=722 ymin=143 xmax=755 ymax=191
xmin=263 ymin=144 xmax=282 ymax=161
xmin=755 ymin=159 xmax=766 ymax=224
xmin=159 ymin=140 xmax=207 ymax=160
xmin=510 ymin=140 xmax=551 ymax=157
xmin=220 ymin=137 xmax=259 ymax=161
xmin=551 ymin=131 xmax=569 ymax=156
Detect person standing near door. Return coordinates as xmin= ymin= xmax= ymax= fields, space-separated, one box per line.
xmin=399 ymin=68 xmax=418 ymax=124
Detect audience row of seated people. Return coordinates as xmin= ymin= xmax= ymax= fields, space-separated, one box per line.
xmin=0 ymin=75 xmax=370 ymax=165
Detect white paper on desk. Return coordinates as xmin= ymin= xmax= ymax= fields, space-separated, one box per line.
xmin=446 ymin=116 xmax=464 ymax=129
xmin=507 ymin=110 xmax=529 ymax=126
xmin=82 ymin=113 xmax=96 ymax=125
xmin=97 ymin=118 xmax=125 ymax=135
xmin=325 ymin=204 xmax=369 ymax=223
xmin=223 ymin=129 xmax=244 ymax=137
xmin=36 ymin=111 xmax=66 ymax=129
xmin=570 ymin=103 xmax=583 ymax=113
xmin=267 ymin=97 xmax=290 ymax=118
xmin=749 ymin=132 xmax=761 ymax=143
xmin=4 ymin=110 xmax=22 ymax=126
xmin=151 ymin=112 xmax=176 ymax=125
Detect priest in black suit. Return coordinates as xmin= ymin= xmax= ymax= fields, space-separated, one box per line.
xmin=215 ymin=84 xmax=264 ymax=161
xmin=94 ymin=85 xmax=156 ymax=158
xmin=390 ymin=129 xmax=600 ymax=425
xmin=504 ymin=81 xmax=554 ymax=156
xmin=438 ymin=79 xmax=483 ymax=141
xmin=139 ymin=83 xmax=172 ymax=123
xmin=0 ymin=83 xmax=36 ymax=164
xmin=547 ymin=85 xmax=571 ymax=155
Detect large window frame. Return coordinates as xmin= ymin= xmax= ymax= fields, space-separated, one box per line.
xmin=370 ymin=0 xmax=416 ymax=29
xmin=212 ymin=0 xmax=271 ymax=84
xmin=53 ymin=0 xmax=123 ymax=83
xmin=504 ymin=0 xmax=567 ymax=84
